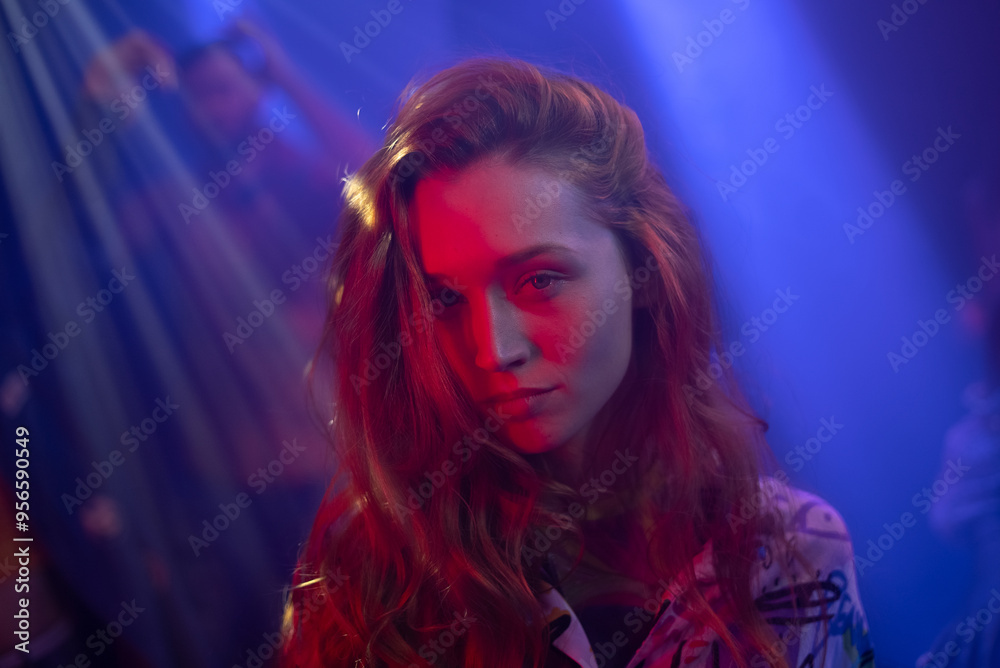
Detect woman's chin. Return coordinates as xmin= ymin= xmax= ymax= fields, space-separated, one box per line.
xmin=499 ymin=423 xmax=566 ymax=456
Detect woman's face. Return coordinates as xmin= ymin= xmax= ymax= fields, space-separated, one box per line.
xmin=409 ymin=158 xmax=639 ymax=456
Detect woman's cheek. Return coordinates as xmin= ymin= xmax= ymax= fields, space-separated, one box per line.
xmin=613 ymin=276 xmax=633 ymax=300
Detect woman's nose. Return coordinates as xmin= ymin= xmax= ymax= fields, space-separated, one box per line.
xmin=470 ymin=291 xmax=530 ymax=372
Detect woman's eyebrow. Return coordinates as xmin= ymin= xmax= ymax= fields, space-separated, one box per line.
xmin=423 ymin=243 xmax=578 ymax=282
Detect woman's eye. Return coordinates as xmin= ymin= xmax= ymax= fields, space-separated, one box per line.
xmin=427 ymin=272 xmax=564 ymax=311
xmin=429 ymin=286 xmax=466 ymax=309
xmin=519 ymin=272 xmax=563 ymax=295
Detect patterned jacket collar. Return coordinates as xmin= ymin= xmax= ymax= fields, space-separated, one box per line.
xmin=536 ymin=540 xmax=716 ymax=668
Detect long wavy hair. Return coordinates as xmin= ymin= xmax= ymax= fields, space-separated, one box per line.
xmin=280 ymin=56 xmax=817 ymax=668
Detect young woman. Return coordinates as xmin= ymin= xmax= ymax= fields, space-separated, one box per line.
xmin=280 ymin=56 xmax=875 ymax=668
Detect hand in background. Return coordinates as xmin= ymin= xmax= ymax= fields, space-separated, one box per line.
xmin=81 ymin=28 xmax=178 ymax=111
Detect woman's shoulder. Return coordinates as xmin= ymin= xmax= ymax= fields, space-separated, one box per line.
xmin=755 ymin=476 xmax=858 ymax=573
xmin=723 ymin=476 xmax=857 ymax=569
xmin=625 ymin=479 xmax=876 ymax=667
xmin=745 ymin=478 xmax=875 ymax=663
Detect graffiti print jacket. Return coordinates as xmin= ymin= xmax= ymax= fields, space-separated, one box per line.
xmin=537 ymin=481 xmax=876 ymax=668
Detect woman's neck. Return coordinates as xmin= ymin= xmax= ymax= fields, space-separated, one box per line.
xmin=545 ymin=358 xmax=639 ymax=491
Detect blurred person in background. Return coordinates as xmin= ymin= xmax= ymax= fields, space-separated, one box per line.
xmin=73 ymin=16 xmax=374 ymax=485
xmin=917 ymin=172 xmax=1000 ymax=668
xmin=916 ymin=304 xmax=1000 ymax=668
xmin=49 ymin=17 xmax=376 ymax=664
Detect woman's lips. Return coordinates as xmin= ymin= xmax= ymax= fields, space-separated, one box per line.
xmin=481 ymin=387 xmax=557 ymax=421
